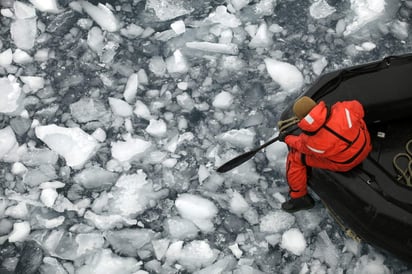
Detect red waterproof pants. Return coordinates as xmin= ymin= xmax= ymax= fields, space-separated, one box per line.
xmin=286 ymin=148 xmax=366 ymax=198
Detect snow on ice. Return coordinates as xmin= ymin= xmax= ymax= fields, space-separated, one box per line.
xmin=0 ymin=0 xmax=410 ymax=273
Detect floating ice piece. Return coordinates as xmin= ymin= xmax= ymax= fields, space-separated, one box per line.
xmin=74 ymin=166 xmax=118 ymax=190
xmin=149 ymin=56 xmax=167 ymax=76
xmin=152 ymin=238 xmax=170 ymax=260
xmin=5 ymin=202 xmax=29 ymax=219
xmin=111 ymin=136 xmax=152 ymax=162
xmin=249 ymin=22 xmax=273 ymax=48
xmin=105 ymin=229 xmax=156 ymax=257
xmin=264 ymin=58 xmax=304 ymax=93
xmin=229 ymin=191 xmax=250 ymax=216
xmin=312 ymin=56 xmax=328 ymax=75
xmin=165 ymin=217 xmax=199 ymax=240
xmin=207 ymin=6 xmax=241 ymax=28
xmin=309 ymin=0 xmax=336 ymax=19
xmin=13 ymin=49 xmax=33 ymax=64
xmin=14 ymin=1 xmax=36 ymax=19
xmin=353 ymin=254 xmax=390 ymax=274
xmin=390 ymin=20 xmax=409 ymax=40
xmin=1 ymin=8 xmax=13 ymax=17
xmin=84 ymin=210 xmax=137 ymax=230
xmin=229 ymin=0 xmax=250 ymax=11
xmin=281 ymin=228 xmax=306 ymax=256
xmin=0 ymin=76 xmax=23 ymax=114
xmin=176 ymin=92 xmax=195 ymax=111
xmin=260 ymin=211 xmax=296 ymax=233
xmin=109 ymin=97 xmax=133 ymax=117
xmin=0 ymin=49 xmax=12 ymax=67
xmin=134 ymin=100 xmax=152 ymax=120
xmin=166 ymin=50 xmax=189 ymax=74
xmin=29 ymin=0 xmax=60 ymax=13
xmin=87 ymin=26 xmax=104 ymax=54
xmin=0 ymin=127 xmax=18 ymax=161
xmin=106 ymin=171 xmax=169 ymax=218
xmin=146 ymin=119 xmax=167 ymax=137
xmin=212 ymin=91 xmax=234 ymax=109
xmin=70 ymin=97 xmax=108 ymax=123
xmin=40 ymin=188 xmax=58 ymax=207
xmin=76 ymin=249 xmax=140 ymax=274
xmin=171 ymin=20 xmax=186 ymax=34
xmin=217 ymin=128 xmax=255 ymax=148
xmin=343 ymin=0 xmax=385 ymax=36
xmin=11 ymin=5 xmax=37 ymax=50
xmin=80 ymin=1 xmax=120 ymax=32
xmin=186 ymin=41 xmax=239 ymax=55
xmin=123 ymin=73 xmax=139 ymax=103
xmin=178 ymin=240 xmax=219 ymax=271
xmin=145 ymin=0 xmax=193 ymax=21
xmin=175 ymin=194 xmax=218 ymax=232
xmin=8 ymin=221 xmax=30 ymax=242
xmin=20 ymin=76 xmax=45 ymax=93
xmin=35 ymin=124 xmax=99 ymax=169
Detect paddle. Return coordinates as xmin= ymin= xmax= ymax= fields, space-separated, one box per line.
xmin=216 ymin=136 xmax=280 ymax=173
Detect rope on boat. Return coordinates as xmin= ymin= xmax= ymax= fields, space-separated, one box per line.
xmin=393 ymin=139 xmax=412 ymax=186
xmin=278 ymin=116 xmax=299 ymax=133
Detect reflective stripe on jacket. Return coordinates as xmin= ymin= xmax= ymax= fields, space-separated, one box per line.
xmin=284 ymin=100 xmax=371 ymax=165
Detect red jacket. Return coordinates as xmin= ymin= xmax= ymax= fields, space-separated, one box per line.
xmin=285 ymin=100 xmax=371 ymax=168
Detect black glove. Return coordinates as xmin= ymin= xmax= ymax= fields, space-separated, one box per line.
xmin=278 ymin=131 xmax=288 ymax=142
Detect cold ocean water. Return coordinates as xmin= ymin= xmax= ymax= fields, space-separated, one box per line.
xmin=0 ymin=0 xmax=411 ymax=273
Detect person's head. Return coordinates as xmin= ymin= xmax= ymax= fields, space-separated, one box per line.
xmin=293 ymin=96 xmax=317 ymax=119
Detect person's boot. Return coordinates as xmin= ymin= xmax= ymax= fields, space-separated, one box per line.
xmin=281 ymin=194 xmax=315 ymax=213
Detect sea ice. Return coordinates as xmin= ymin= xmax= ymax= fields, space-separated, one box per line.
xmin=20 ymin=76 xmax=44 ymax=93
xmin=217 ymin=128 xmax=256 ymax=148
xmin=134 ymin=100 xmax=152 ymax=120
xmin=249 ymin=22 xmax=273 ymax=49
xmin=207 ymin=6 xmax=241 ymax=28
xmin=175 ymin=194 xmax=218 ymax=232
xmin=111 ymin=135 xmax=152 ymax=162
xmin=229 ymin=190 xmax=250 ymax=216
xmin=69 ymin=97 xmax=108 ymax=123
xmin=109 ymin=97 xmax=133 ymax=117
xmin=35 ymin=124 xmax=99 ymax=169
xmin=280 ymin=228 xmax=306 ymax=255
xmin=171 ymin=20 xmax=186 ymax=34
xmin=123 ymin=73 xmax=139 ymax=103
xmin=104 ymin=229 xmax=156 ymax=257
xmin=344 ymin=0 xmax=385 ymax=36
xmin=186 ymin=41 xmax=239 ymax=55
xmin=80 ymin=1 xmax=120 ymax=32
xmin=0 ymin=76 xmax=23 ymax=114
xmin=11 ymin=16 xmax=37 ymax=50
xmin=309 ymin=0 xmax=336 ymax=19
xmin=264 ymin=58 xmax=304 ymax=93
xmin=40 ymin=188 xmax=58 ymax=207
xmin=73 ymin=166 xmax=118 ymax=191
xmin=0 ymin=49 xmax=12 ymax=67
xmin=146 ymin=119 xmax=167 ymax=137
xmin=260 ymin=211 xmax=296 ymax=233
xmin=8 ymin=221 xmax=30 ymax=242
xmin=0 ymin=126 xmax=18 ymax=161
xmin=29 ymin=0 xmax=60 ymax=13
xmin=164 ymin=217 xmax=199 ymax=240
xmin=178 ymin=240 xmax=219 ymax=271
xmin=145 ymin=0 xmax=193 ymax=21
xmin=13 ymin=49 xmax=33 ymax=64
xmin=212 ymin=91 xmax=234 ymax=109
xmin=166 ymin=50 xmax=189 ymax=74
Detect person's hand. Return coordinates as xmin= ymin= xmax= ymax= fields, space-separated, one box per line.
xmin=278 ymin=131 xmax=288 ymax=142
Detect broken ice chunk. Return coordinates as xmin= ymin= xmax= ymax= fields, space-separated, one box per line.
xmin=108 ymin=97 xmax=133 ymax=117
xmin=260 ymin=211 xmax=295 ymax=233
xmin=84 ymin=210 xmax=137 ymax=230
xmin=111 ymin=136 xmax=152 ymax=162
xmin=146 ymin=119 xmax=167 ymax=137
xmin=166 ymin=50 xmax=189 ymax=74
xmin=76 ymin=249 xmax=140 ymax=274
xmin=145 ymin=0 xmax=193 ymax=21
xmin=249 ymin=22 xmax=273 ymax=49
xmin=11 ymin=17 xmax=37 ymax=50
xmin=123 ymin=73 xmax=139 ymax=103
xmin=106 ymin=170 xmax=169 ymax=218
xmin=14 ymin=1 xmax=36 ymax=19
xmin=171 ymin=20 xmax=186 ymax=34
xmin=80 ymin=1 xmax=120 ymax=32
xmin=212 ymin=91 xmax=234 ymax=109
xmin=178 ymin=240 xmax=219 ymax=272
xmin=8 ymin=221 xmax=31 ymax=242
xmin=69 ymin=98 xmax=108 ymax=123
xmin=0 ymin=76 xmax=23 ymax=114
xmin=0 ymin=126 xmax=18 ymax=161
xmin=207 ymin=6 xmax=241 ymax=28
xmin=0 ymin=49 xmax=12 ymax=67
xmin=29 ymin=0 xmax=60 ymax=13
xmin=186 ymin=42 xmax=239 ymax=55
xmin=264 ymin=58 xmax=304 ymax=93
xmin=164 ymin=217 xmax=199 ymax=240
xmin=309 ymin=0 xmax=336 ymax=19
xmin=105 ymin=228 xmax=156 ymax=257
xmin=175 ymin=194 xmax=218 ymax=233
xmin=73 ymin=166 xmax=118 ymax=191
xmin=280 ymin=228 xmax=306 ymax=256
xmin=40 ymin=188 xmax=58 ymax=207
xmin=134 ymin=100 xmax=152 ymax=120
xmin=87 ymin=26 xmax=104 ymax=54
xmin=20 ymin=76 xmax=45 ymax=93
xmin=13 ymin=49 xmax=33 ymax=64
xmin=343 ymin=0 xmax=385 ymax=36
xmin=312 ymin=56 xmax=328 ymax=75
xmin=35 ymin=124 xmax=99 ymax=169
xmin=217 ymin=128 xmax=256 ymax=148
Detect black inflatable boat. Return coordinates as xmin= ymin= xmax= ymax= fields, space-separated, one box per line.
xmin=281 ymin=53 xmax=412 ymax=263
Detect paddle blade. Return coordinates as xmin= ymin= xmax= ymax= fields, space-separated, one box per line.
xmin=216 ymin=149 xmax=258 ymax=173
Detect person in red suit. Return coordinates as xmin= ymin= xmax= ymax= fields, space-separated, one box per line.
xmin=279 ymin=96 xmax=372 ymax=212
